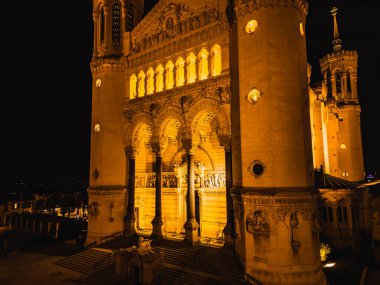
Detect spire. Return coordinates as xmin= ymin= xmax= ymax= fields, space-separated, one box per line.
xmin=331 ymin=7 xmax=342 ymax=52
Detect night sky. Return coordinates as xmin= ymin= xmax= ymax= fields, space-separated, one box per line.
xmin=2 ymin=0 xmax=379 ymax=184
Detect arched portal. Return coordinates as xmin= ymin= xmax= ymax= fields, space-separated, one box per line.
xmin=184 ymin=109 xmax=227 ymax=238
xmin=132 ymin=122 xmax=154 ymax=234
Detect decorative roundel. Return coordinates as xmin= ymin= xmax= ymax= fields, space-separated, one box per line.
xmin=247 ymin=88 xmax=262 ymax=104
xmin=245 ymin=20 xmax=259 ymax=34
xmin=94 ymin=123 xmax=101 ymax=133
xmin=95 ymin=78 xmax=102 ymax=88
xmin=248 ymin=160 xmax=265 ymax=178
xmin=252 ymin=163 xmax=264 ymax=176
xmin=299 ymin=22 xmax=305 ymax=36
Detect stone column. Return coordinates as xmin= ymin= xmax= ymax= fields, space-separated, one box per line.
xmin=151 ymin=145 xmax=164 ymax=240
xmin=183 ymin=145 xmax=199 ymax=245
xmin=125 ymin=151 xmax=137 ymax=238
xmin=219 ymin=134 xmax=235 ymax=247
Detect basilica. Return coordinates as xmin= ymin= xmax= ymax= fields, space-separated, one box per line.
xmin=86 ymin=1 xmax=368 ymax=284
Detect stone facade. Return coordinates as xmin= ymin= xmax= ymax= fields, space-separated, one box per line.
xmin=83 ymin=1 xmax=369 ymax=284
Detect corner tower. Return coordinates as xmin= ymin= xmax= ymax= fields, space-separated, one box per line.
xmin=227 ymin=0 xmax=326 ymax=284
xmin=87 ymin=0 xmax=144 ymax=244
xmin=317 ymin=7 xmax=364 ymax=182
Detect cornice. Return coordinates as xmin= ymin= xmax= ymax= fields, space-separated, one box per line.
xmin=91 ymin=58 xmax=125 ymax=76
xmin=319 ymin=50 xmax=358 ymax=70
xmin=235 ymin=0 xmax=308 ymax=20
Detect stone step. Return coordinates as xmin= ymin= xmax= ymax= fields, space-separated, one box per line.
xmin=54 ymin=248 xmax=115 ymax=280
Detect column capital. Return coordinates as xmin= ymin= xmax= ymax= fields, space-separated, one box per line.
xmin=219 ymin=134 xmax=231 ymax=152
xmin=125 ymin=146 xmax=138 ymax=158
xmin=151 ymin=140 xmax=165 ymax=156
xmin=182 ymin=138 xmax=197 ymax=154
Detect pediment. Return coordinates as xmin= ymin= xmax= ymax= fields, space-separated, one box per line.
xmin=131 ymin=0 xmax=217 ymax=44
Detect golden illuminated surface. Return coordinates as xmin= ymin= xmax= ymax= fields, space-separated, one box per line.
xmin=247 ymin=88 xmax=262 ymax=104
xmin=299 ymin=22 xmax=305 ymax=36
xmin=245 ymin=20 xmax=259 ymax=34
xmin=95 ymin=78 xmax=101 ymax=87
xmin=94 ymin=123 xmax=101 ymax=133
xmin=320 ymin=243 xmax=332 ymax=262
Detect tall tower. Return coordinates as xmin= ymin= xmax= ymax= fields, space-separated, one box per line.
xmin=317 ymin=7 xmax=364 ymax=182
xmin=227 ymin=0 xmax=326 ymax=284
xmin=87 ymin=0 xmax=144 ymax=244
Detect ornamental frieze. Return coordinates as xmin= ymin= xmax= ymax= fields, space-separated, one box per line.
xmin=87 ymin=188 xmax=127 ymax=198
xmin=127 ymin=23 xmax=228 ymax=67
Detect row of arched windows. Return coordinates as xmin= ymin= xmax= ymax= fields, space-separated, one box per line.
xmin=129 ymin=45 xmax=222 ymax=99
xmin=325 ymin=69 xmax=353 ymax=98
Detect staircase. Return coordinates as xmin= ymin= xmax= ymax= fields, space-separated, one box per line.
xmin=151 ymin=239 xmax=245 ymax=285
xmin=54 ymin=237 xmax=246 ymax=285
xmin=54 ymin=247 xmax=115 ymax=281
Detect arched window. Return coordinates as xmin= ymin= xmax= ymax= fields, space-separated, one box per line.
xmin=112 ymin=3 xmax=121 ymax=48
xmin=198 ymin=48 xmax=209 ymax=80
xmin=138 ymin=71 xmax=146 ymax=97
xmin=325 ymin=69 xmax=332 ymax=98
xmin=175 ymin=57 xmax=185 ymax=87
xmin=186 ymin=53 xmax=197 ymax=84
xmin=146 ymin=68 xmax=155 ymax=95
xmin=335 ymin=71 xmax=342 ymax=95
xmin=130 ymin=74 xmax=137 ymax=99
xmin=165 ymin=61 xmax=174 ymax=90
xmin=126 ymin=4 xmax=134 ymax=32
xmin=100 ymin=7 xmax=105 ymax=43
xmin=155 ymin=64 xmax=164 ymax=92
xmin=210 ymin=45 xmax=222 ymax=76
xmin=346 ymin=70 xmax=352 ymax=94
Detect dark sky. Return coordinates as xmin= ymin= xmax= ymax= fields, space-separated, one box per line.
xmin=2 ymin=0 xmax=379 ymax=184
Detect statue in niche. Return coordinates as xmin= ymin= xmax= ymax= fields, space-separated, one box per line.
xmin=246 ymin=210 xmax=270 ymax=237
xmin=289 ymin=212 xmax=302 ymax=252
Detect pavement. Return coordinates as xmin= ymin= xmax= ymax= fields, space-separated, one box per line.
xmin=0 ymin=240 xmax=113 ymax=285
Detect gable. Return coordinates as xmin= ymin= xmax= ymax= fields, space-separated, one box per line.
xmin=131 ymin=0 xmax=218 ymax=45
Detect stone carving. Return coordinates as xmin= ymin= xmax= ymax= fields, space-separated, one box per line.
xmin=203 ymin=173 xmax=226 ymax=188
xmin=289 ymin=212 xmax=302 ymax=253
xmin=135 ymin=176 xmax=146 ymax=188
xmin=137 ymin=237 xmax=155 ymax=256
xmin=162 ymin=175 xmax=177 ymax=188
xmin=246 ymin=211 xmax=270 ymax=237
xmin=146 ymin=175 xmax=156 ymax=188
xmin=217 ymin=86 xmax=231 ymax=104
xmin=88 ymin=202 xmax=100 ymax=217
